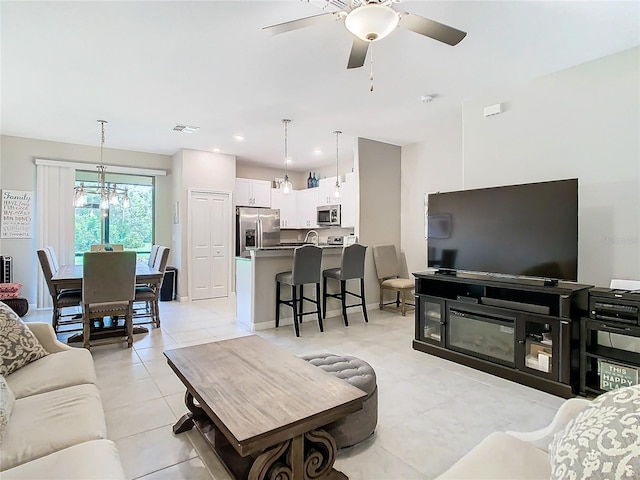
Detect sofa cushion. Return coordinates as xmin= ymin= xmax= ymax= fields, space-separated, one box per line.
xmin=437 ymin=432 xmax=551 ymax=479
xmin=0 ymin=384 xmax=107 ymax=470
xmin=549 ymin=385 xmax=640 ymax=480
xmin=5 ymin=348 xmax=96 ymax=399
xmin=0 ymin=303 xmax=48 ymax=376
xmin=0 ymin=375 xmax=15 ymax=443
xmin=0 ymin=439 xmax=125 ymax=479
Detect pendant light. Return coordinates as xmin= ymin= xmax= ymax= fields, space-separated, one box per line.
xmin=333 ymin=130 xmax=342 ymax=198
xmin=73 ymin=120 xmax=130 ymax=209
xmin=281 ymin=119 xmax=293 ymax=195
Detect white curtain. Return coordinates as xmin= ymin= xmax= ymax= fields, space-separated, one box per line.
xmin=36 ymin=164 xmax=76 ymax=307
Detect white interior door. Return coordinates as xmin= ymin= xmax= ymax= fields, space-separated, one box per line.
xmin=189 ymin=190 xmax=230 ymax=300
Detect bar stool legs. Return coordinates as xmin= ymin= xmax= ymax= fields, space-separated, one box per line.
xmin=322 ymin=276 xmax=368 ymax=326
xmin=276 ymin=280 xmax=323 ymax=337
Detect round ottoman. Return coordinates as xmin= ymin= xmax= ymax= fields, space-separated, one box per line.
xmin=301 ymin=353 xmax=377 ymax=449
xmin=1 ymin=298 xmax=29 ymax=317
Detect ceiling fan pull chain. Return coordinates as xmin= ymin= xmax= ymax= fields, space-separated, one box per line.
xmin=369 ymin=44 xmax=374 ymax=92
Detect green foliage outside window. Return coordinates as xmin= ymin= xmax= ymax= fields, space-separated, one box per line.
xmin=74 ymin=180 xmax=154 ymax=262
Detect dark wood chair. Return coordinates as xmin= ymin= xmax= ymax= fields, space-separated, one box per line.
xmin=37 ymin=248 xmax=82 ymax=332
xmin=134 ymin=246 xmax=170 ymax=328
xmin=82 ymin=251 xmax=136 ymax=349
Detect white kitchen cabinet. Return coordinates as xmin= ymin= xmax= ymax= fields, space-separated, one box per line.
xmin=271 ymin=188 xmax=297 ymax=228
xmin=235 ymin=178 xmax=272 ymax=207
xmin=318 ymin=177 xmax=341 ymax=206
xmin=296 ymin=188 xmax=319 ymax=228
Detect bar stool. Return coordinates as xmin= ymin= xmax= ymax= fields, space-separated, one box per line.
xmin=275 ymin=245 xmax=324 ymax=337
xmin=322 ymin=244 xmax=368 ymax=326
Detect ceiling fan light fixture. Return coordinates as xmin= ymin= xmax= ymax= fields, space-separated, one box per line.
xmin=344 ymin=4 xmax=399 ymax=42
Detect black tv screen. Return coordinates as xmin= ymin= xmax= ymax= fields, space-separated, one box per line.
xmin=427 ymin=179 xmax=578 ymax=281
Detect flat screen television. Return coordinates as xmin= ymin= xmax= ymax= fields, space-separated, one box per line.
xmin=427 ymin=179 xmax=578 ymax=281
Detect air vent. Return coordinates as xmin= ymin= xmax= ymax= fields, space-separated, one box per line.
xmin=173 ymin=124 xmax=200 ymax=133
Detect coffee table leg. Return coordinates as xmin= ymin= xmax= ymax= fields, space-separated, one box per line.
xmin=173 ymin=390 xmax=206 ymax=434
xmin=248 ymin=429 xmax=339 ymax=480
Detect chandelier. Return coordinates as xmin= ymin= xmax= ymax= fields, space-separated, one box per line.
xmin=73 ymin=120 xmax=131 ymax=209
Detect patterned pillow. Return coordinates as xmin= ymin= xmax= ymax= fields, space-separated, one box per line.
xmin=0 ymin=302 xmax=48 ymax=376
xmin=550 ymin=385 xmax=640 ymax=479
xmin=0 ymin=375 xmax=15 ymax=442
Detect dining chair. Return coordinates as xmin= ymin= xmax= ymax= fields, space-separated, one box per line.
xmin=275 ymin=245 xmax=324 ymax=337
xmin=134 ymin=246 xmax=170 ymax=328
xmin=372 ymin=245 xmax=415 ymax=316
xmin=37 ymin=248 xmax=82 ymax=332
xmin=322 ymin=243 xmax=368 ymax=326
xmin=90 ymin=244 xmax=124 ymax=252
xmin=82 ymin=251 xmax=136 ymax=349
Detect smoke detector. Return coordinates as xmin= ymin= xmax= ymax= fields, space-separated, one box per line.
xmin=420 ymin=95 xmax=436 ymax=103
xmin=173 ymin=124 xmax=200 ymax=133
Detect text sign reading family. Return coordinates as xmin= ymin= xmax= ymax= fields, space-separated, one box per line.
xmin=600 ymin=360 xmax=639 ymax=391
xmin=1 ymin=190 xmax=33 ymax=239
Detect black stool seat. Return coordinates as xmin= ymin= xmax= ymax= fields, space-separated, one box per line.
xmin=322 ymin=244 xmax=368 ymax=326
xmin=276 ymin=245 xmax=324 ymax=337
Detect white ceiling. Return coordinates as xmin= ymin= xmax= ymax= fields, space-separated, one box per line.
xmin=2 ymin=1 xmax=639 ymax=172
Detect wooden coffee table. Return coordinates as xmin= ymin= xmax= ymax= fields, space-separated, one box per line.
xmin=164 ymin=335 xmax=367 ymax=480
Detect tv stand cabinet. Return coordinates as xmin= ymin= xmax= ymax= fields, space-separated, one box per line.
xmin=413 ymin=271 xmax=592 ymax=398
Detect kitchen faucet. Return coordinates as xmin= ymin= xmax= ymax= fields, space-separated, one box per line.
xmin=304 ymin=230 xmax=319 ymax=245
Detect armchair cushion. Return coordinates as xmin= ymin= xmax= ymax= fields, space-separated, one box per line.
xmin=550 ymin=385 xmax=640 ymax=479
xmin=0 ymin=303 xmax=48 ymax=376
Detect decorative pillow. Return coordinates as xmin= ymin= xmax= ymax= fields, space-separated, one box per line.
xmin=0 ymin=283 xmax=22 ymax=292
xmin=550 ymin=385 xmax=640 ymax=479
xmin=0 ymin=291 xmax=20 ymax=300
xmin=0 ymin=302 xmax=48 ymax=376
xmin=0 ymin=375 xmax=15 ymax=443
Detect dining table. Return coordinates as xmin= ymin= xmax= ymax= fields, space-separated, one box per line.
xmin=51 ymin=262 xmax=162 ymax=343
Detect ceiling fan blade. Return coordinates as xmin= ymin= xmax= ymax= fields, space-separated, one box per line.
xmin=347 ymin=37 xmax=369 ymax=69
xmin=398 ymin=13 xmax=467 ymax=46
xmin=263 ymin=12 xmax=340 ymax=36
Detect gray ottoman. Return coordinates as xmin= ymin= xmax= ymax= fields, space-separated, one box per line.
xmin=301 ymin=353 xmax=378 ymax=449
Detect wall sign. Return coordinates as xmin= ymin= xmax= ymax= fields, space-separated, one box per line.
xmin=1 ymin=190 xmax=33 ymax=239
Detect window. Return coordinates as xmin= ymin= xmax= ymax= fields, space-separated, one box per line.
xmin=74 ymin=170 xmax=154 ymax=263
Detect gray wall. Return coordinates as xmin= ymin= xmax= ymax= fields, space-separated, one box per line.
xmin=401 ymin=47 xmax=640 ymax=288
xmin=357 ymin=138 xmax=402 ymax=305
xmin=0 ymin=135 xmax=172 ymax=304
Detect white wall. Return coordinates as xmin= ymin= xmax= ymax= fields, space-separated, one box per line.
xmin=401 ymin=47 xmax=640 ymax=288
xmin=0 ymin=135 xmax=172 ymax=304
xmin=172 ymin=149 xmax=236 ymax=300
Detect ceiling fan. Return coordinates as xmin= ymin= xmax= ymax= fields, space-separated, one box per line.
xmin=263 ymin=0 xmax=467 ymax=69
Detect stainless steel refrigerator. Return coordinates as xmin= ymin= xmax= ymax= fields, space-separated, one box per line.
xmin=236 ymin=207 xmax=280 ymax=257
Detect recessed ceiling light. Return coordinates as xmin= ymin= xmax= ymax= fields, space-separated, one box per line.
xmin=286 ymin=158 xmax=292 ymax=165
xmin=233 ymin=134 xmax=244 ymax=141
xmin=213 ymin=148 xmax=220 ymax=153
xmin=173 ymin=124 xmax=200 ymax=133
xmin=313 ymin=149 xmax=322 ymax=155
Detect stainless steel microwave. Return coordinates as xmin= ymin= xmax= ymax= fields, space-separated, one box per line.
xmin=317 ymin=205 xmax=341 ymax=226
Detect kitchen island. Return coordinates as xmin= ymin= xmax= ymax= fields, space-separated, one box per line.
xmin=235 ymin=245 xmax=343 ymax=331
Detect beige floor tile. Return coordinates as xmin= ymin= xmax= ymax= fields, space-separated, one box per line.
xmin=115 ymin=425 xmax=198 ymax=480
xmin=136 ymin=458 xmax=215 ymax=480
xmin=100 ymin=378 xmax=163 ymax=410
xmin=106 ymin=397 xmax=177 ymax=440
xmin=152 ymin=372 xmax=189 ymax=397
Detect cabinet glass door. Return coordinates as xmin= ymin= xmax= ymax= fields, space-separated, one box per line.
xmin=516 ymin=313 xmax=559 ymax=381
xmin=418 ymin=295 xmax=445 ymax=346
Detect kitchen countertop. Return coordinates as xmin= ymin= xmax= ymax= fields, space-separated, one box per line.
xmin=242 ymin=244 xmax=343 ymax=258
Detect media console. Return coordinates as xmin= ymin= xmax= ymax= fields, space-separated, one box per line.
xmin=413 ymin=271 xmax=592 ymax=398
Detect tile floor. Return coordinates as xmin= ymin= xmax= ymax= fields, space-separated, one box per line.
xmin=24 ymin=298 xmax=566 ymax=479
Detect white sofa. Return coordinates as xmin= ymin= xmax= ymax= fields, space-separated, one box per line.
xmin=0 ymin=322 xmax=126 ymax=479
xmin=437 ymin=386 xmax=640 ymax=479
